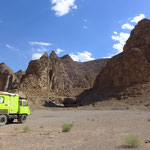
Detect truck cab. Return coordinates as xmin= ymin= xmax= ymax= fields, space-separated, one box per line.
xmin=0 ymin=91 xmax=30 ymax=126
xmin=19 ymin=97 xmax=30 ymax=115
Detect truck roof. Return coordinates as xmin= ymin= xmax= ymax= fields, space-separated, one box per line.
xmin=0 ymin=91 xmax=18 ymax=96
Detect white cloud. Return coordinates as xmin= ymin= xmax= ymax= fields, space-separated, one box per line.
xmin=28 ymin=42 xmax=51 ymax=46
xmin=83 ymin=26 xmax=88 ymax=29
xmin=113 ymin=43 xmax=123 ymax=51
xmin=121 ymin=23 xmax=134 ymax=30
xmin=32 ymin=53 xmax=42 ymax=60
xmin=29 ymin=42 xmax=51 ymax=60
xmin=5 ymin=44 xmax=14 ymax=49
xmin=84 ymin=19 xmax=87 ymax=22
xmin=113 ymin=31 xmax=118 ymax=35
xmin=56 ymin=48 xmax=64 ymax=54
xmin=110 ymin=14 xmax=145 ymax=57
xmin=112 ymin=32 xmax=130 ymax=44
xmin=70 ymin=51 xmax=95 ymax=62
xmin=5 ymin=44 xmax=19 ymax=51
xmin=50 ymin=0 xmax=77 ymax=16
xmin=112 ymin=32 xmax=130 ymax=53
xmin=103 ymin=54 xmax=113 ymax=58
xmin=131 ymin=14 xmax=145 ymax=23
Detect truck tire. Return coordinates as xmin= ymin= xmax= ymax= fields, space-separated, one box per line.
xmin=18 ymin=115 xmax=27 ymax=124
xmin=0 ymin=115 xmax=7 ymax=126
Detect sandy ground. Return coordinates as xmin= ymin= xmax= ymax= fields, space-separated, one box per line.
xmin=0 ymin=109 xmax=150 ymax=150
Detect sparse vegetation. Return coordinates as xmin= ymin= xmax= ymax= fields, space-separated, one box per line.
xmin=125 ymin=135 xmax=141 ymax=148
xmin=91 ymin=119 xmax=95 ymax=121
xmin=62 ymin=123 xmax=73 ymax=132
xmin=12 ymin=133 xmax=17 ymax=136
xmin=14 ymin=127 xmax=18 ymax=131
xmin=49 ymin=135 xmax=54 ymax=139
xmin=23 ymin=126 xmax=30 ymax=133
xmin=147 ymin=118 xmax=150 ymax=122
xmin=40 ymin=125 xmax=44 ymax=128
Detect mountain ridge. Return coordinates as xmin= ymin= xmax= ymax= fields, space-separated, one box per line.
xmin=0 ymin=52 xmax=109 ymax=106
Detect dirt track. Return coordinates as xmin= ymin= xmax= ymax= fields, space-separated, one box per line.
xmin=0 ymin=109 xmax=150 ymax=150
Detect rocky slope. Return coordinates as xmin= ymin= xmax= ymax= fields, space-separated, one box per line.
xmin=0 ymin=63 xmax=17 ymax=91
xmin=93 ymin=19 xmax=150 ymax=103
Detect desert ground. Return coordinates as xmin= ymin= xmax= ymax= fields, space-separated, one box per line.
xmin=0 ymin=109 xmax=150 ymax=150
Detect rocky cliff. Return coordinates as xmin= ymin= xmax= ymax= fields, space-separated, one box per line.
xmin=69 ymin=19 xmax=150 ymax=108
xmin=0 ymin=63 xmax=17 ymax=91
xmin=93 ymin=19 xmax=150 ymax=100
xmin=16 ymin=51 xmax=108 ymax=99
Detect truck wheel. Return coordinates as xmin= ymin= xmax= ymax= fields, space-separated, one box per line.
xmin=18 ymin=115 xmax=27 ymax=124
xmin=7 ymin=118 xmax=14 ymax=124
xmin=0 ymin=115 xmax=7 ymax=126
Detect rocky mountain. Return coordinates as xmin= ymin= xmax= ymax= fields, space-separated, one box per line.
xmin=17 ymin=52 xmax=108 ymax=99
xmin=0 ymin=63 xmax=17 ymax=91
xmin=15 ymin=70 xmax=25 ymax=80
xmin=93 ymin=19 xmax=150 ymax=103
xmin=0 ymin=52 xmax=109 ymax=105
xmin=2 ymin=19 xmax=150 ymax=108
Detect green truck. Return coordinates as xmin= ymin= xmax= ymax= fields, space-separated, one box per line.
xmin=0 ymin=91 xmax=30 ymax=126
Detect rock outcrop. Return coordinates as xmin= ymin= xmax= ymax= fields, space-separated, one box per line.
xmin=94 ymin=19 xmax=150 ymax=91
xmin=15 ymin=70 xmax=25 ymax=80
xmin=17 ymin=51 xmax=108 ymax=98
xmin=0 ymin=63 xmax=17 ymax=91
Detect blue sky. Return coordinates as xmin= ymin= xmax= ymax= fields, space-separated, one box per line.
xmin=0 ymin=0 xmax=150 ymax=72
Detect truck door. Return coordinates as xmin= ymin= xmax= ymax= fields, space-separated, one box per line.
xmin=9 ymin=96 xmax=16 ymax=114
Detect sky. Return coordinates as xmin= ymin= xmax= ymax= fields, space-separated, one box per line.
xmin=0 ymin=0 xmax=150 ymax=72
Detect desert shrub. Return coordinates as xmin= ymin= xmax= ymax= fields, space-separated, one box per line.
xmin=125 ymin=135 xmax=141 ymax=148
xmin=62 ymin=124 xmax=73 ymax=132
xmin=147 ymin=118 xmax=150 ymax=122
xmin=40 ymin=125 xmax=44 ymax=128
xmin=23 ymin=126 xmax=30 ymax=133
xmin=14 ymin=127 xmax=18 ymax=131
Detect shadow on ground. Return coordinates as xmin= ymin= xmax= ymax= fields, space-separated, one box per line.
xmin=44 ymin=101 xmax=65 ymax=108
xmin=43 ymin=82 xmax=150 ymax=108
xmin=42 ymin=88 xmax=128 ymax=108
xmin=117 ymin=145 xmax=140 ymax=149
